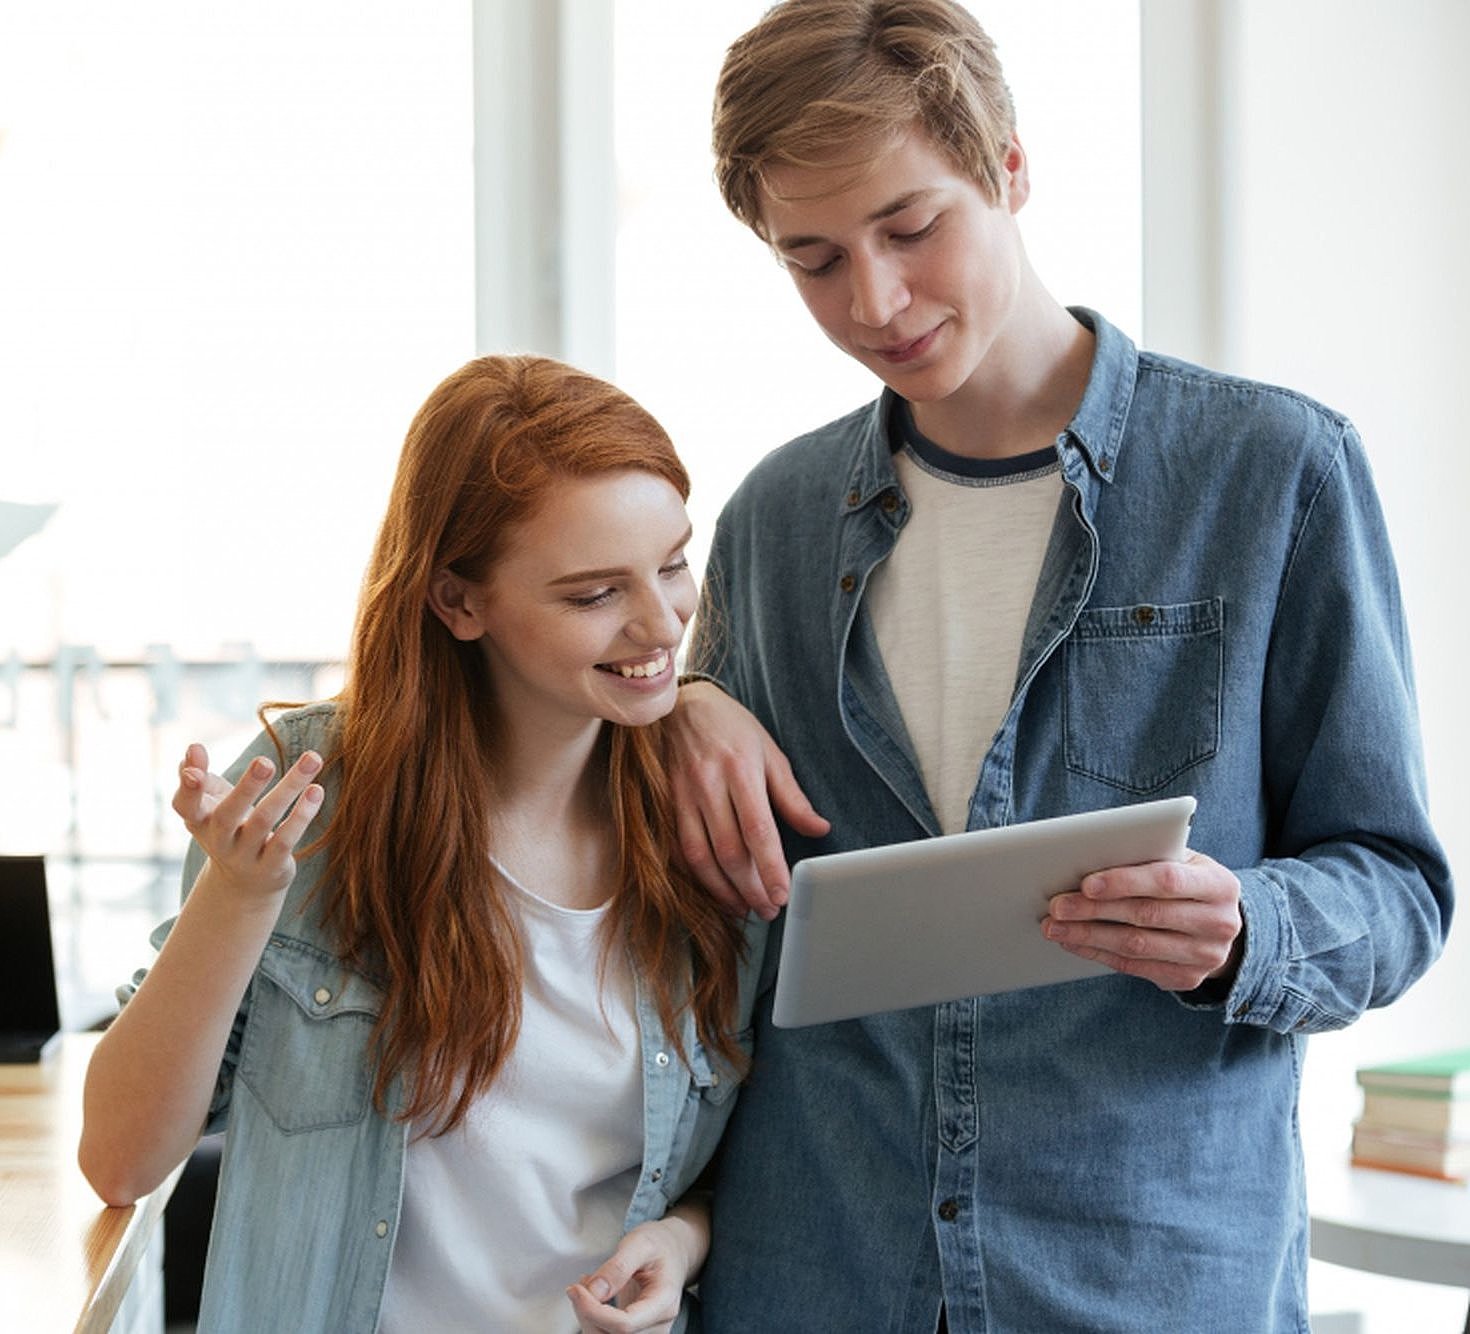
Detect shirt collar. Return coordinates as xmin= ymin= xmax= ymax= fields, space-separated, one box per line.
xmin=840 ymin=306 xmax=1140 ymax=511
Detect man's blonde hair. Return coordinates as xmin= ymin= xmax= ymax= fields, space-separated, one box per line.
xmin=712 ymin=0 xmax=1016 ymax=239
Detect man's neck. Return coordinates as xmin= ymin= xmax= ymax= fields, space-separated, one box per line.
xmin=910 ymin=295 xmax=1094 ymax=461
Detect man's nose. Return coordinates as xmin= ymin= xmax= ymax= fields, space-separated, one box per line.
xmin=849 ymin=252 xmax=910 ymax=328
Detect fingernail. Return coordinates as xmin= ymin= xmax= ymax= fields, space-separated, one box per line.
xmin=588 ymin=1277 xmax=612 ymax=1301
xmin=180 ymin=768 xmax=201 ymax=789
xmin=250 ymin=757 xmax=273 ymax=779
xmin=300 ymin=750 xmax=322 ymax=775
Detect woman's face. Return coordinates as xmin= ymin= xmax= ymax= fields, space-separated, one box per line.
xmin=439 ymin=469 xmax=697 ymax=739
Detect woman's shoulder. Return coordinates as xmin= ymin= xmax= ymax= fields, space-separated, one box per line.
xmin=264 ymin=700 xmax=341 ymax=759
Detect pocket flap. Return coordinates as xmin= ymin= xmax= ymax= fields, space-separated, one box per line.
xmin=257 ymin=937 xmax=384 ymax=1020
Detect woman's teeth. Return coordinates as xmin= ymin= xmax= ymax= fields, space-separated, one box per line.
xmin=605 ymin=650 xmax=669 ymax=679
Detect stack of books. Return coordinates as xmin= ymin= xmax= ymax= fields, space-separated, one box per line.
xmin=1351 ymin=1047 xmax=1470 ymax=1182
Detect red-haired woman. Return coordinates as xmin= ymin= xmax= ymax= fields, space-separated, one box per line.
xmin=79 ymin=356 xmax=759 ymax=1334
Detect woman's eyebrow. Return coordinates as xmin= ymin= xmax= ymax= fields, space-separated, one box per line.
xmin=546 ymin=525 xmax=693 ymax=586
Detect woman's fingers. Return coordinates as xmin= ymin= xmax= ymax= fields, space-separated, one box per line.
xmin=173 ymin=746 xmax=324 ymax=856
xmin=238 ymin=752 xmax=323 ymax=848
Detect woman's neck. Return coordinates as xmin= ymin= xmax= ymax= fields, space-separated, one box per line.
xmin=488 ymin=722 xmax=617 ymax=911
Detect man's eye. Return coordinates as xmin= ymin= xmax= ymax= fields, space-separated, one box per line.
xmin=782 ymin=252 xmax=840 ymax=279
xmin=893 ymin=219 xmax=938 ymax=244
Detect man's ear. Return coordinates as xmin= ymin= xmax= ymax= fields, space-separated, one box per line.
xmin=1003 ymin=133 xmax=1031 ymax=214
xmin=426 ymin=569 xmax=488 ymax=641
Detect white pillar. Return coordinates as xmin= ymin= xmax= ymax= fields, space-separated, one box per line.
xmin=471 ymin=0 xmax=614 ymax=376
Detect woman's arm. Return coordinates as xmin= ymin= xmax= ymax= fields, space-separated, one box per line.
xmin=565 ymin=1195 xmax=711 ymax=1334
xmin=78 ymin=742 xmax=323 ymax=1205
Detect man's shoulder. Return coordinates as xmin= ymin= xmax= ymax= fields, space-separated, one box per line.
xmin=1131 ymin=348 xmax=1356 ymax=477
xmin=1135 ymin=348 xmax=1352 ymax=433
xmin=729 ymin=398 xmax=883 ymax=501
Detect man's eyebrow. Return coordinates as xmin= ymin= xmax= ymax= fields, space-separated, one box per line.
xmin=546 ymin=525 xmax=694 ymax=586
xmin=773 ymin=189 xmax=937 ymax=251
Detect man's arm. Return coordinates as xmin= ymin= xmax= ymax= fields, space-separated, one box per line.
xmin=664 ymin=680 xmax=829 ymax=920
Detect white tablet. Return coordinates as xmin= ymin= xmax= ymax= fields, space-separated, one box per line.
xmin=771 ymin=796 xmax=1197 ymax=1028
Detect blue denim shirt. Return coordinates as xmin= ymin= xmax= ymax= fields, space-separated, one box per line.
xmin=128 ymin=703 xmax=762 ymax=1334
xmin=694 ymin=310 xmax=1452 ymax=1333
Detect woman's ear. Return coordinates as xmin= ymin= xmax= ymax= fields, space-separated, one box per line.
xmin=426 ymin=569 xmax=489 ymax=641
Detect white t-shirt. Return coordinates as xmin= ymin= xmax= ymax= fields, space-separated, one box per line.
xmin=866 ymin=412 xmax=1063 ymax=835
xmin=377 ymin=864 xmax=643 ymax=1334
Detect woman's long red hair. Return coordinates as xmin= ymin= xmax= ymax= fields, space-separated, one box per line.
xmin=314 ymin=355 xmax=746 ymax=1132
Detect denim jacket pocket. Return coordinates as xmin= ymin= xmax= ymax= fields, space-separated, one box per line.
xmin=237 ymin=936 xmax=383 ymax=1134
xmin=1062 ymin=598 xmax=1222 ymax=794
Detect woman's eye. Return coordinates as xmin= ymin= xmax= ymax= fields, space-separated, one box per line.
xmin=660 ymin=556 xmax=690 ymax=578
xmin=566 ymin=588 xmax=615 ymax=609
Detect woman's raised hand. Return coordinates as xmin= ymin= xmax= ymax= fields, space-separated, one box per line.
xmin=172 ymin=742 xmax=324 ymax=900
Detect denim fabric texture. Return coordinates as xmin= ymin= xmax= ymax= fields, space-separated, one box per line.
xmin=693 ymin=309 xmax=1452 ymax=1333
xmin=124 ymin=703 xmax=762 ymax=1334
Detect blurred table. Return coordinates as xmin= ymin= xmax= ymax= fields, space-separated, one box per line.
xmin=0 ymin=1033 xmax=181 ymax=1332
xmin=1309 ymin=1154 xmax=1470 ymax=1333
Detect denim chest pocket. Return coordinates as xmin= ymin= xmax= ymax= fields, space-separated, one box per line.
xmin=237 ymin=937 xmax=383 ymax=1134
xmin=1062 ymin=598 xmax=1223 ymax=794
xmin=659 ymin=1028 xmax=752 ymax=1203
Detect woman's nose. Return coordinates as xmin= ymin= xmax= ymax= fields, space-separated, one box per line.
xmin=628 ymin=587 xmax=686 ymax=644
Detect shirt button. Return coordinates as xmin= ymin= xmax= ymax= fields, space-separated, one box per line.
xmin=839 ymin=573 xmax=856 ymax=593
xmin=880 ymin=491 xmax=899 ymax=513
xmin=375 ymin=1220 xmax=389 ymax=1238
xmin=1233 ymin=1002 xmax=1251 ymax=1018
xmin=846 ymin=489 xmax=861 ymax=507
xmin=650 ymin=1167 xmax=664 ymax=1182
xmin=314 ymin=987 xmax=332 ymax=1005
xmin=1098 ymin=455 xmax=1112 ymax=473
xmin=654 ymin=1051 xmax=671 ymax=1068
xmin=709 ymin=1072 xmax=720 ymax=1088
xmin=1133 ymin=605 xmax=1157 ymax=627
xmin=937 ymin=1198 xmax=960 ymax=1222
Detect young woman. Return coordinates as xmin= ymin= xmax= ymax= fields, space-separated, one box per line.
xmin=79 ymin=355 xmax=760 ymax=1334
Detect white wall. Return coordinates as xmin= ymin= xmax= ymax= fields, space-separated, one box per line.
xmin=1145 ymin=3 xmax=1470 ymax=1326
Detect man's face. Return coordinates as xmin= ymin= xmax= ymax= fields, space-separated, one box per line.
xmin=759 ymin=128 xmax=1029 ymax=410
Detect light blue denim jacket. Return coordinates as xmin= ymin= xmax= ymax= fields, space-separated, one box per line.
xmin=694 ymin=310 xmax=1452 ymax=1333
xmin=128 ymin=703 xmax=761 ymax=1334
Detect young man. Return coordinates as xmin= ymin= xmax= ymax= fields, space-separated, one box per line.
xmin=665 ymin=2 xmax=1454 ymax=1330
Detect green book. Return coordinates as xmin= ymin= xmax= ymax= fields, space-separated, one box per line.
xmin=1356 ymin=1047 xmax=1470 ymax=1097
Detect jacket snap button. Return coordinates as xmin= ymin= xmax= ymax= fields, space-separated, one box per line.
xmin=650 ymin=1167 xmax=663 ymax=1182
xmin=937 ymin=1198 xmax=960 ymax=1222
xmin=846 ymin=490 xmax=861 ymax=507
xmin=839 ymin=574 xmax=856 ymax=593
xmin=880 ymin=491 xmax=899 ymax=513
xmin=314 ymin=987 xmax=331 ymax=1005
xmin=375 ymin=1220 xmax=389 ymax=1238
xmin=654 ymin=1051 xmax=670 ymax=1068
xmin=1133 ymin=605 xmax=1156 ymax=626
